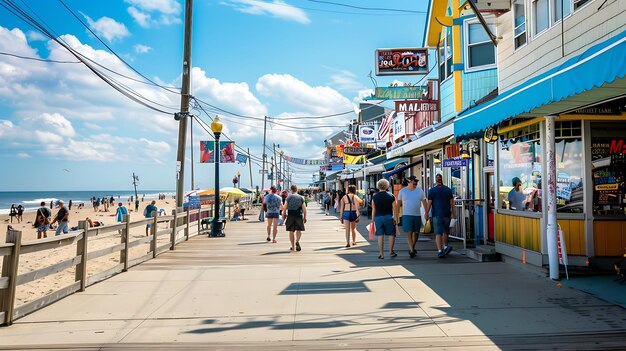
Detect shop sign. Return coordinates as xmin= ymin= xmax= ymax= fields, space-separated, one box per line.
xmin=375 ymin=48 xmax=428 ymax=76
xmin=188 ymin=196 xmax=200 ymax=209
xmin=371 ymin=86 xmax=429 ymax=100
xmin=442 ymin=158 xmax=468 ymax=167
xmin=359 ymin=124 xmax=378 ymax=144
xmin=595 ymin=183 xmax=619 ymax=191
xmin=320 ymin=165 xmax=343 ymax=171
xmin=484 ymin=127 xmax=498 ymax=143
xmin=571 ymin=107 xmax=621 ymax=115
xmin=343 ymin=147 xmax=374 ymax=156
xmin=386 ymin=146 xmax=407 ymax=159
xmin=392 ymin=112 xmax=406 ymax=141
xmin=395 ymin=100 xmax=437 ymax=131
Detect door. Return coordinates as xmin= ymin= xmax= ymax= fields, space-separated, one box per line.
xmin=486 ymin=172 xmax=495 ymax=243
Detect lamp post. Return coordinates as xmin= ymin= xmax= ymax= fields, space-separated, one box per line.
xmin=210 ymin=115 xmax=223 ymax=237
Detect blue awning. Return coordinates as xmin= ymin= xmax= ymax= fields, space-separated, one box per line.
xmin=455 ymin=29 xmax=626 ymax=138
xmin=383 ymin=158 xmax=410 ymax=170
xmin=382 ymin=160 xmax=421 ymax=179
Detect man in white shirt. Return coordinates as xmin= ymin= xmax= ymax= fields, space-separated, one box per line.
xmin=396 ymin=176 xmax=428 ymax=258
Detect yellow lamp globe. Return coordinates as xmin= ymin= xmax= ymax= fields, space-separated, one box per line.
xmin=210 ymin=115 xmax=223 ymax=134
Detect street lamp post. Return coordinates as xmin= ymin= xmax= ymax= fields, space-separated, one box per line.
xmin=210 ymin=115 xmax=223 ymax=237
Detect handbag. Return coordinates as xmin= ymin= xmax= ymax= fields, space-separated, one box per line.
xmin=367 ymin=222 xmax=375 ymax=240
xmin=423 ymin=219 xmax=433 ymax=234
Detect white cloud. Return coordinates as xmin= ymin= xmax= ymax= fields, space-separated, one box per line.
xmin=224 ymin=0 xmax=311 ymax=24
xmin=16 ymin=152 xmax=30 ymax=158
xmin=125 ymin=0 xmax=181 ymax=27
xmin=83 ymin=15 xmax=130 ymax=42
xmin=134 ymin=44 xmax=152 ymax=53
xmin=256 ymin=73 xmax=354 ymax=115
xmin=128 ymin=7 xmax=151 ymax=28
xmin=328 ymin=70 xmax=367 ymax=92
xmin=26 ymin=31 xmax=47 ymax=42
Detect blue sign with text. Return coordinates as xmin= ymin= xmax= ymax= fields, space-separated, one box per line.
xmin=442 ymin=159 xmax=468 ymax=167
xmin=189 ymin=196 xmax=201 ymax=209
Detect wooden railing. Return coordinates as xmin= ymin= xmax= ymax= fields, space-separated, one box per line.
xmin=0 ymin=207 xmax=212 ymax=326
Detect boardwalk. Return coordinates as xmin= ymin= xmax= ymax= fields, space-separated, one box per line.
xmin=1 ymin=205 xmax=626 ymax=350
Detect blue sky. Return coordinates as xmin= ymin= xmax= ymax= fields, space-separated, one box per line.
xmin=0 ymin=0 xmax=429 ymax=191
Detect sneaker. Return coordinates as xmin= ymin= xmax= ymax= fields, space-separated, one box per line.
xmin=437 ymin=250 xmax=444 ymax=258
xmin=444 ymin=246 xmax=453 ymax=256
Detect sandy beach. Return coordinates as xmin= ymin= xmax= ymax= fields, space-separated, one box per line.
xmin=0 ymin=199 xmax=184 ymax=308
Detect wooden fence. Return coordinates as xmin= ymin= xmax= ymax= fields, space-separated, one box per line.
xmin=0 ymin=207 xmax=212 ymax=326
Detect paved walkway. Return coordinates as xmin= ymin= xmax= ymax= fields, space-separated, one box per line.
xmin=1 ymin=205 xmax=626 ymax=350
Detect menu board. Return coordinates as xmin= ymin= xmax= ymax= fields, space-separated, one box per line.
xmin=591 ymin=138 xmax=626 ymax=215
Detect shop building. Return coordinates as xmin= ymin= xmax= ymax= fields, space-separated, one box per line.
xmin=453 ymin=0 xmax=626 ymax=275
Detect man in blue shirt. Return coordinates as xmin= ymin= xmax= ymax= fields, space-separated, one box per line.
xmin=143 ymin=200 xmax=158 ymax=236
xmin=425 ymin=174 xmax=455 ymax=258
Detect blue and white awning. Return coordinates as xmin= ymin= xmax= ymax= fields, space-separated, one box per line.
xmin=455 ymin=29 xmax=626 ymax=138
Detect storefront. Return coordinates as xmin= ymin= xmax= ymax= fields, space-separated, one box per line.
xmin=454 ymin=29 xmax=626 ymax=272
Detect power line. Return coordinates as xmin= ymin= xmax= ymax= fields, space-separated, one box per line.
xmin=0 ymin=51 xmax=80 ymax=63
xmin=304 ymin=0 xmax=426 ymax=14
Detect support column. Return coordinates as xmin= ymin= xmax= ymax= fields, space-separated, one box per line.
xmin=545 ymin=115 xmax=559 ymax=280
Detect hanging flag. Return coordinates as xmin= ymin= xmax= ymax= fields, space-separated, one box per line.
xmin=235 ymin=153 xmax=248 ymax=165
xmin=378 ymin=110 xmax=394 ymax=145
xmin=200 ymin=141 xmax=236 ymax=163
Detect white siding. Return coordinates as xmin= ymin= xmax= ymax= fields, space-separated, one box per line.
xmin=497 ymin=0 xmax=626 ymax=93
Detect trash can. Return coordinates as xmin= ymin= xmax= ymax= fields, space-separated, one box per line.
xmin=208 ymin=217 xmax=227 ymax=237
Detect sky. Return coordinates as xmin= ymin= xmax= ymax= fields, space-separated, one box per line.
xmin=0 ymin=0 xmax=430 ymax=192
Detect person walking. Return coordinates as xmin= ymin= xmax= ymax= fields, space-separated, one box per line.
xmin=340 ymin=185 xmax=362 ymax=247
xmin=264 ymin=186 xmax=282 ymax=243
xmin=323 ymin=191 xmax=331 ymax=215
xmin=115 ymin=202 xmax=128 ymax=224
xmin=371 ymin=179 xmax=399 ymax=259
xmin=143 ymin=200 xmax=158 ymax=236
xmin=425 ymin=173 xmax=455 ymax=258
xmin=283 ymin=185 xmax=307 ymax=252
xmin=258 ymin=191 xmax=268 ymax=222
xmin=34 ymin=201 xmax=51 ymax=239
xmin=134 ymin=198 xmax=140 ymax=212
xmin=16 ymin=204 xmax=24 ymax=223
xmin=397 ymin=175 xmax=429 ymax=258
xmin=51 ymin=200 xmax=70 ymax=236
xmin=9 ymin=204 xmax=17 ymax=223
xmin=68 ymin=200 xmax=73 ymax=211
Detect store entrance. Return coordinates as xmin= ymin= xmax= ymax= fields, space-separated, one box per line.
xmin=486 ymin=172 xmax=495 ymax=244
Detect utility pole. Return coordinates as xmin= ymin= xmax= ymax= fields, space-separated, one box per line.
xmin=132 ymin=173 xmax=139 ymax=200
xmin=175 ymin=0 xmax=193 ymax=208
xmin=260 ymin=116 xmax=268 ymax=193
xmin=273 ymin=143 xmax=277 ymax=189
xmin=248 ymin=148 xmax=253 ymax=189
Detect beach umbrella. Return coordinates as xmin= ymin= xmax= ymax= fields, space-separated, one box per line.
xmin=219 ymin=187 xmax=247 ymax=197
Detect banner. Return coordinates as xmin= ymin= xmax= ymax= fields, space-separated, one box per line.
xmin=235 ymin=153 xmax=248 ymax=165
xmin=378 ymin=110 xmax=394 ymax=145
xmin=359 ymin=124 xmax=378 ymax=144
xmin=200 ymin=141 xmax=236 ymax=163
xmin=282 ymin=155 xmax=326 ymax=165
xmin=343 ymin=154 xmax=365 ymax=165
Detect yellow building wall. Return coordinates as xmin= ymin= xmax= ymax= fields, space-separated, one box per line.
xmin=557 ymin=219 xmax=585 ymax=256
xmin=496 ymin=213 xmax=541 ymax=252
xmin=593 ymin=221 xmax=626 ymax=257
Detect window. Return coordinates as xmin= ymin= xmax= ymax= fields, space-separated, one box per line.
xmin=513 ymin=0 xmax=527 ymax=49
xmin=465 ymin=21 xmax=496 ymax=70
xmin=532 ymin=0 xmax=550 ymax=35
xmin=574 ymin=0 xmax=591 ymax=10
xmin=438 ymin=28 xmax=453 ymax=81
xmin=554 ymin=0 xmax=573 ymax=21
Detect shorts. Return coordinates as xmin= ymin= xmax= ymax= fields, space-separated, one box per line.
xmin=342 ymin=210 xmax=358 ymax=222
xmin=36 ymin=224 xmax=50 ymax=232
xmin=285 ymin=215 xmax=305 ymax=231
xmin=402 ymin=215 xmax=422 ymax=233
xmin=374 ymin=214 xmax=396 ymax=236
xmin=146 ymin=223 xmax=152 ymax=228
xmin=432 ymin=216 xmax=451 ymax=235
xmin=266 ymin=212 xmax=279 ymax=219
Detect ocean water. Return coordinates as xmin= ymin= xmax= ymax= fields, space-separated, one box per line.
xmin=0 ymin=190 xmax=174 ymax=215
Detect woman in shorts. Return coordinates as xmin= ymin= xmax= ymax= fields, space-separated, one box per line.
xmin=339 ymin=185 xmax=362 ymax=248
xmin=370 ymin=179 xmax=399 ymax=259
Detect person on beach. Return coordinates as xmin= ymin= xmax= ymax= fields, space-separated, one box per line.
xmin=371 ymin=179 xmax=399 ymax=259
xmin=35 ymin=201 xmax=51 ymax=239
xmin=264 ymin=186 xmax=282 ymax=243
xmin=143 ymin=200 xmax=158 ymax=236
xmin=134 ymin=198 xmax=140 ymax=212
xmin=68 ymin=200 xmax=73 ymax=211
xmin=397 ymin=175 xmax=428 ymax=258
xmin=283 ymin=185 xmax=307 ymax=252
xmin=9 ymin=204 xmax=17 ymax=223
xmin=16 ymin=205 xmax=24 ymax=223
xmin=51 ymin=200 xmax=70 ymax=236
xmin=115 ymin=202 xmax=128 ymax=223
xmin=425 ymin=173 xmax=455 ymax=258
xmin=95 ymin=197 xmax=100 ymax=212
xmin=340 ymin=185 xmax=362 ymax=248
